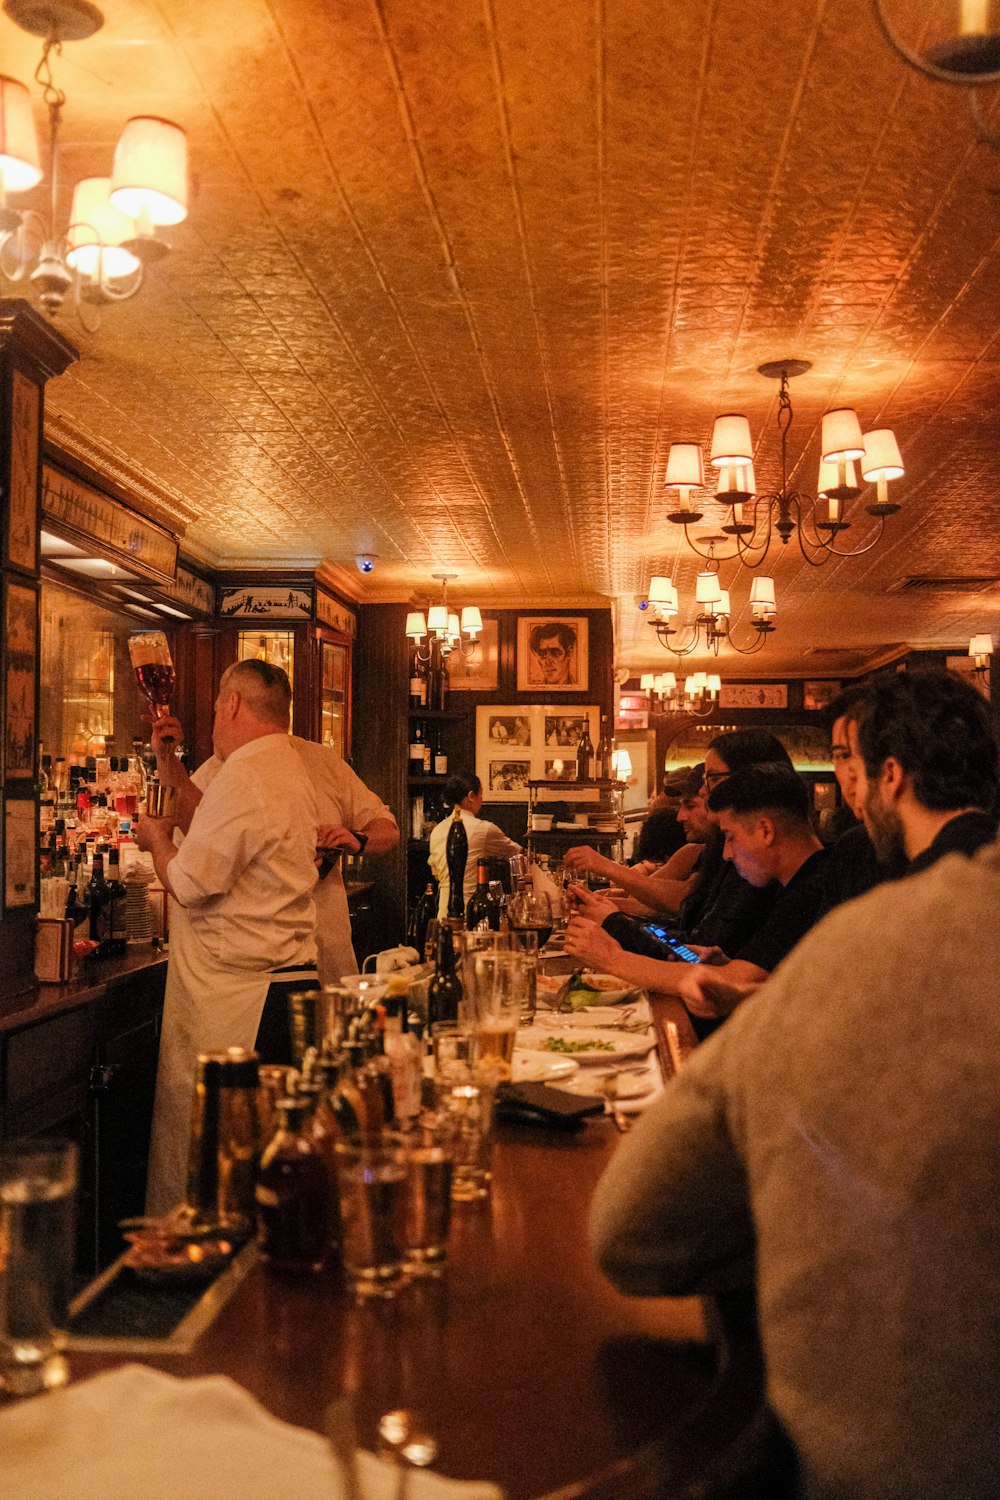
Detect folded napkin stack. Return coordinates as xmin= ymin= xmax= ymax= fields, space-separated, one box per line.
xmin=0 ymin=1364 xmax=502 ymax=1500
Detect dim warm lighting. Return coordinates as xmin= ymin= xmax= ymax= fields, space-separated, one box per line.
xmin=969 ymin=633 xmax=993 ymax=688
xmin=643 ymin=668 xmax=720 ymax=718
xmin=664 ymin=361 xmax=904 ymax=568
xmin=643 ymin=547 xmax=777 ymax=659
xmin=872 ymin=0 xmax=1000 ymax=146
xmin=611 ymin=748 xmax=632 ymax=781
xmin=407 ymin=574 xmax=482 ymax=661
xmin=0 ymin=3 xmax=189 ymax=331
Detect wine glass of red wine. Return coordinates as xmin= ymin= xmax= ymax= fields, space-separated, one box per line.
xmin=128 ymin=632 xmax=177 ymax=745
xmin=507 ymin=888 xmax=554 ymax=951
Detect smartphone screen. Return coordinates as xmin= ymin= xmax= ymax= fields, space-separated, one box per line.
xmin=639 ymin=922 xmax=700 ymax=963
xmin=667 ymin=937 xmax=700 ymax=964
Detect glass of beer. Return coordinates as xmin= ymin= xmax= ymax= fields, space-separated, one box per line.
xmin=128 ymin=631 xmax=176 ymax=719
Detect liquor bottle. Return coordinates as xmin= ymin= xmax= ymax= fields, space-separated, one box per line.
xmin=409 ymin=648 xmax=428 ymax=710
xmin=465 ymin=861 xmax=494 ymax=930
xmin=65 ymin=858 xmax=86 ymax=931
xmin=365 ymin=1008 xmax=397 ymax=1126
xmin=88 ymin=850 xmax=110 ymax=954
xmin=445 ymin=806 xmax=468 ymax=923
xmin=435 ymin=653 xmax=450 ymax=711
xmin=295 ymin=1054 xmax=344 ymax=1261
xmin=427 ymin=925 xmax=462 ymax=1029
xmin=104 ymin=847 xmax=128 ymax=956
xmin=407 ymin=881 xmax=438 ymax=956
xmin=433 ymin=728 xmax=448 ymax=777
xmin=409 ymin=721 xmax=427 ymax=776
xmin=255 ymin=1096 xmax=331 ymax=1274
xmin=488 ymin=880 xmax=506 ymax=931
xmin=596 ymin=716 xmax=614 ymax=780
xmin=344 ymin=1036 xmax=386 ymax=1142
xmin=317 ymin=1046 xmax=364 ymax=1143
xmin=576 ymin=723 xmax=594 ymax=780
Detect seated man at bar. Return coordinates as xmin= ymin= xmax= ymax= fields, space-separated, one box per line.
xmin=821 ymin=684 xmax=886 ymax=908
xmin=138 ymin=660 xmax=322 ymax=1215
xmin=847 ymin=669 xmax=998 ymax=875
xmin=565 ymin=765 xmax=829 ymax=1028
xmin=588 ymin=829 xmax=1000 ymax=1499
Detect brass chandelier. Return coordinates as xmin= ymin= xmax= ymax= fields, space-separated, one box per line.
xmin=644 ymin=557 xmax=777 ymax=658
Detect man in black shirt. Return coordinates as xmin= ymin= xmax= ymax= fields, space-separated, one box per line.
xmin=566 ymin=766 xmax=829 ymax=1026
xmin=847 ymin=670 xmax=998 ymax=874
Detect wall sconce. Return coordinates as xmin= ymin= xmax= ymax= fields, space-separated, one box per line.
xmin=969 ymin=632 xmax=993 ymax=688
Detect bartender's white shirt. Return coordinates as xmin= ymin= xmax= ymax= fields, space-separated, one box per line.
xmin=190 ymin=734 xmax=396 ymax=982
xmin=170 ymin=733 xmax=320 ymax=971
xmin=429 ymin=808 xmax=521 ymax=918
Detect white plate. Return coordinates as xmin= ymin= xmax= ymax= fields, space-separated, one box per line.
xmin=536 ymin=972 xmax=641 ymax=1008
xmin=516 ymin=1027 xmax=656 ymax=1065
xmin=511 ymin=1052 xmax=579 ymax=1083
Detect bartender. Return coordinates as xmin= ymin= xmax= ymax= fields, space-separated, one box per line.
xmin=138 ymin=660 xmax=321 ymax=1215
xmin=429 ymin=771 xmax=522 ymax=917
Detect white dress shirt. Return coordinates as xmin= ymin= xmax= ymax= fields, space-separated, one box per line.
xmin=429 ymin=808 xmax=522 ymax=918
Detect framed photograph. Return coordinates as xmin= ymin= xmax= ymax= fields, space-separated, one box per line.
xmin=3 ymin=579 xmax=37 ymax=779
xmin=476 ymin=704 xmax=600 ymax=800
xmin=448 ymin=617 xmax=499 ymax=691
xmin=7 ymin=369 xmax=40 ymax=574
xmin=802 ymin=680 xmax=842 ymax=712
xmin=4 ymin=795 xmax=36 ymax=909
xmin=516 ymin=616 xmax=589 ymax=693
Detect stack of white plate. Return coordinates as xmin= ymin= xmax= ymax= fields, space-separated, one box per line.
xmin=124 ymin=864 xmax=155 ymax=942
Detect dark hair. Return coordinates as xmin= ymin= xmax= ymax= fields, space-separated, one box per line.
xmin=443 ymin=772 xmax=482 ymax=809
xmin=854 ymin=670 xmax=999 ymax=812
xmin=707 ymin=728 xmax=794 ymax=774
xmin=528 ymin=621 xmax=576 ymax=655
xmin=708 ymin=763 xmax=812 ymax=827
xmin=822 ymin=683 xmax=874 ymax=737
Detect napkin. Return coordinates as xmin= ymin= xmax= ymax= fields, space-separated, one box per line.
xmin=0 ymin=1364 xmax=503 ymax=1500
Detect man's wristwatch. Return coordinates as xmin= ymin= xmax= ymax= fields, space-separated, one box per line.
xmin=351 ymin=830 xmax=369 ymax=855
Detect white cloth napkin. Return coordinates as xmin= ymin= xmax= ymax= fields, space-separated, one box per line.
xmin=0 ymin=1363 xmax=503 ymax=1500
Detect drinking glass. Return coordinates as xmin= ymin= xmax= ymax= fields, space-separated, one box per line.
xmin=437 ymin=1080 xmax=494 ymax=1202
xmin=127 ymin=631 xmax=175 ymax=720
xmin=431 ymin=1021 xmax=478 ymax=1084
xmin=393 ymin=1124 xmax=454 ymax=1277
xmin=0 ymin=1138 xmax=78 ymax=1396
xmin=334 ymin=1140 xmax=409 ymax=1298
xmin=507 ymin=888 xmax=554 ymax=952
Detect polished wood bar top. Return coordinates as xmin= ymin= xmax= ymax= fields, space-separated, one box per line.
xmin=73 ymin=1121 xmax=715 ymax=1499
xmin=648 ymin=992 xmax=699 ymax=1079
xmin=0 ymin=947 xmax=168 ymax=1031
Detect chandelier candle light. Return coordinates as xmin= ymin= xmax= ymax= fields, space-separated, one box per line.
xmin=663 ymin=361 xmax=904 ymax=570
xmin=0 ymin=0 xmax=189 ymax=329
xmin=640 ymin=670 xmax=720 ymax=718
xmin=644 ymin=554 xmax=777 ymax=658
xmin=405 ymin=574 xmax=482 ymax=661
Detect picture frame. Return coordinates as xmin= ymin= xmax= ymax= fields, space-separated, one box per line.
xmin=3 ymin=578 xmax=37 ymax=779
xmin=4 ymin=795 xmax=36 ymax=910
xmin=476 ymin=704 xmax=600 ymax=800
xmin=516 ymin=615 xmax=589 ymax=693
xmin=7 ymin=369 xmax=40 ymax=575
xmin=802 ymin=680 xmax=842 ymax=712
xmin=447 ymin=617 xmax=500 ymax=691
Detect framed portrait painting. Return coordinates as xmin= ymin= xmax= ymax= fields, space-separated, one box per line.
xmin=516 ymin=616 xmax=588 ymax=693
xmin=447 ymin=617 xmax=499 ymax=691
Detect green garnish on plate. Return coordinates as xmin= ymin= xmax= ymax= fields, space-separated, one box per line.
xmin=541 ymin=1037 xmax=616 ymax=1054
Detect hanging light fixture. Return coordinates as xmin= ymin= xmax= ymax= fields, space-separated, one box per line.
xmin=0 ymin=1 xmax=189 ymax=331
xmin=640 ymin=670 xmax=720 ymax=719
xmin=969 ymin=632 xmax=993 ymax=688
xmin=872 ymin=0 xmax=1000 ymax=144
xmin=644 ymin=549 xmax=777 ymax=659
xmin=405 ymin=573 xmax=482 ymax=661
xmin=663 ymin=360 xmax=904 ymax=570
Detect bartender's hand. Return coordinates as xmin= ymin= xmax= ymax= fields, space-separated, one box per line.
xmin=563 ymin=845 xmax=613 ymax=876
xmin=674 ymin=965 xmax=761 ymax=1019
xmin=564 ymin=915 xmax=626 ymax=974
xmin=144 ymin=713 xmax=186 ymax=767
xmin=317 ymin=823 xmax=364 ymax=854
xmin=565 ymin=881 xmax=618 ymax=925
xmin=135 ymin=812 xmax=176 ymax=853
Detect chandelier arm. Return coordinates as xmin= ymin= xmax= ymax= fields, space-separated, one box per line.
xmin=724 ymin=628 xmax=768 ymax=656
xmin=679 ymin=524 xmax=742 ymax=564
xmin=71 ymin=273 xmax=102 ymax=336
xmin=655 ymin=622 xmax=701 ymax=658
xmin=969 ymin=89 xmax=1000 ymax=146
xmin=726 ymin=496 xmax=778 ymax=569
xmin=797 ymin=501 xmax=889 ymax=562
xmin=870 ymin=0 xmax=1000 ymax=87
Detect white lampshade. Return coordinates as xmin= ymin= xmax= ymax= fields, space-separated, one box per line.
xmin=711 ymin=589 xmax=731 ymax=618
xmin=707 ymin=674 xmax=722 ymax=696
xmin=970 ymin=633 xmax=994 ymax=658
xmin=686 ymin=672 xmax=707 ymax=696
xmin=640 ymin=673 xmax=655 ymax=690
xmin=66 ymin=179 xmax=143 ymax=278
xmin=612 ymin=748 xmax=632 ymax=779
xmin=822 ymin=408 xmax=865 ymax=462
xmin=695 ymin=571 xmax=723 ymax=606
xmin=405 ymin=611 xmax=427 ymax=640
xmin=427 ymin=604 xmax=448 ymax=634
xmin=750 ymin=575 xmax=776 ymax=610
xmin=447 ymin=613 xmax=461 ymax=643
xmin=860 ymin=429 xmax=904 ymax=482
xmin=647 ymin=576 xmax=679 ymax=614
xmin=665 ymin=443 xmax=705 ymax=489
xmin=656 ymin=672 xmax=677 ymax=694
xmin=460 ymin=606 xmax=482 ymax=637
xmin=110 ymin=116 xmax=189 ymax=227
xmin=0 ymin=76 xmax=41 ymax=194
xmin=709 ymin=414 xmax=753 ymax=467
xmin=817 ymin=456 xmax=858 ymax=495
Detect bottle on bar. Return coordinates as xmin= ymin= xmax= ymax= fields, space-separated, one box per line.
xmin=445 ymin=805 xmax=468 ymax=923
xmin=466 ymin=861 xmax=494 ymax=931
xmin=427 ymin=925 xmax=462 ymax=1030
xmin=576 ymin=722 xmax=595 ymax=780
xmin=104 ymin=848 xmax=128 ymax=956
xmin=255 ymin=1095 xmax=331 ymax=1274
xmin=88 ymin=850 xmax=110 ymax=955
xmin=596 ymin=716 xmax=614 ymax=780
xmin=408 ymin=881 xmax=438 ymax=957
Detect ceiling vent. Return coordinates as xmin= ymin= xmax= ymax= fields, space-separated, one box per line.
xmin=893 ymin=575 xmax=1000 ymax=594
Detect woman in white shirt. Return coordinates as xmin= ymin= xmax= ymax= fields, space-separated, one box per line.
xmin=429 ymin=772 xmax=523 ymax=918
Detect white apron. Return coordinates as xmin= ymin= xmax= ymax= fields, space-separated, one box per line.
xmin=145 ymin=901 xmax=270 ymax=1217
xmin=315 ymin=870 xmax=359 ymax=986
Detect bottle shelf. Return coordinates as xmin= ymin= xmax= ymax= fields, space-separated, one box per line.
xmin=408 ymin=774 xmax=450 ymax=787
xmin=408 ymin=708 xmax=465 ymax=719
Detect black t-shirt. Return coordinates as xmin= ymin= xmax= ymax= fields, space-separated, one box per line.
xmin=824 ymin=821 xmax=884 ymax=908
xmin=906 ymin=810 xmax=997 ymax=876
xmin=736 ymin=847 xmax=832 ymax=974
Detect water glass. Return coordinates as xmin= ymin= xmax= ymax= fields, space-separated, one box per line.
xmin=394 ymin=1124 xmax=454 ymax=1277
xmin=438 ymin=1080 xmax=494 ymax=1201
xmin=334 ymin=1140 xmax=409 ymax=1298
xmin=0 ymin=1138 xmax=78 ymax=1396
xmin=431 ymin=1022 xmax=478 ymax=1083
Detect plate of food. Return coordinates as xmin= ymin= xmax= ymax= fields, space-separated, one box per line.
xmin=511 ymin=1051 xmax=579 ymax=1083
xmin=516 ymin=1026 xmax=656 ymax=1065
xmin=537 ymin=970 xmax=641 ymax=1009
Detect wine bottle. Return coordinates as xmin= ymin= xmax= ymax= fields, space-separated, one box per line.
xmin=427 ymin=925 xmax=462 ymax=1029
xmin=576 ymin=723 xmax=594 ymax=780
xmin=433 ymin=728 xmax=448 ymax=777
xmin=466 ymin=861 xmax=493 ymax=930
xmin=445 ymin=806 xmax=469 ymax=923
xmin=409 ymin=721 xmax=426 ymax=776
xmin=596 ymin=716 xmax=614 ymax=779
xmin=104 ymin=847 xmax=128 ymax=956
xmin=88 ymin=850 xmax=110 ymax=954
xmin=409 ymin=881 xmax=438 ymax=956
xmin=409 ymin=648 xmax=427 ymax=710
xmin=255 ymin=1096 xmax=331 ymax=1273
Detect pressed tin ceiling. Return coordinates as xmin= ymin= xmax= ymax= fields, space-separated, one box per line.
xmin=6 ymin=0 xmax=1000 ymax=677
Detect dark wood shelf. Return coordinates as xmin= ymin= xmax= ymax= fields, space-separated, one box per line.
xmin=408 ymin=708 xmax=466 ymax=719
xmin=408 ymin=774 xmax=450 ymax=786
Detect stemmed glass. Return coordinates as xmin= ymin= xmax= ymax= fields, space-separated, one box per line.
xmin=128 ymin=631 xmax=175 ymax=719
xmin=506 ymin=888 xmax=554 ymax=950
